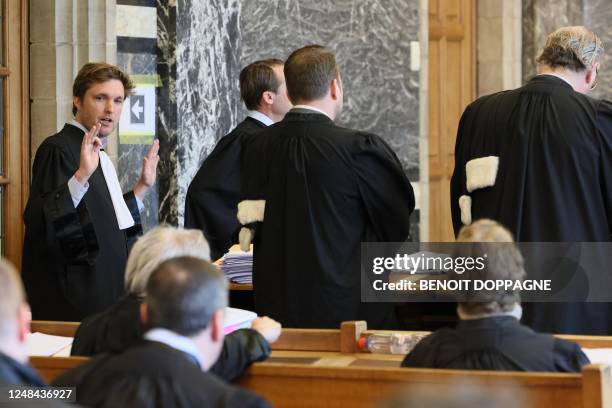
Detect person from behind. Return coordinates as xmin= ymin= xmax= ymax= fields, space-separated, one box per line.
xmin=239 ymin=45 xmax=415 ymax=329
xmin=71 ymin=226 xmax=281 ymax=381
xmin=0 ymin=259 xmax=47 ymax=387
xmin=401 ymin=219 xmax=589 ymax=372
xmin=55 ymin=256 xmax=270 ymax=407
xmin=185 ymin=58 xmax=292 ymax=261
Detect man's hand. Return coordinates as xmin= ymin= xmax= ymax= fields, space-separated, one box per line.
xmin=75 ymin=123 xmax=102 ymax=185
xmin=133 ymin=139 xmax=160 ymax=200
xmin=251 ymin=316 xmax=282 ymax=344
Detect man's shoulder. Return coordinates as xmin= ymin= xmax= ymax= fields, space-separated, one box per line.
xmin=37 ymin=124 xmax=81 ymax=153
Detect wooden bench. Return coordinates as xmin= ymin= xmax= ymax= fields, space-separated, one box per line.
xmin=30 ymin=320 xmax=80 ymax=338
xmin=236 ymin=363 xmax=611 ymax=408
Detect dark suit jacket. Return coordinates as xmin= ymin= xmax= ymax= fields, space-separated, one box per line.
xmin=402 ymin=316 xmax=589 ymax=372
xmin=71 ymin=294 xmax=271 ymax=381
xmin=241 ymin=109 xmax=415 ymax=329
xmin=22 ymin=124 xmax=142 ymax=321
xmin=0 ymin=352 xmax=47 ymax=386
xmin=185 ymin=117 xmax=266 ymax=261
xmin=54 ymin=340 xmax=270 ymax=408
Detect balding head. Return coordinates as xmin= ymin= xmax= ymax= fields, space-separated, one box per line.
xmin=0 ymin=259 xmax=30 ymax=363
xmin=537 ymin=26 xmax=604 ymax=72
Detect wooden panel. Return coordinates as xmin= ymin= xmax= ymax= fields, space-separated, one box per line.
xmin=428 ymin=0 xmax=475 ymax=241
xmin=30 ymin=320 xmax=80 ymax=337
xmin=30 ymin=356 xmax=89 ymax=383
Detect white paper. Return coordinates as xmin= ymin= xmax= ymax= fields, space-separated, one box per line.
xmin=26 ymin=332 xmax=73 ymax=357
xmin=224 ymin=307 xmax=257 ymax=333
xmin=582 ymin=348 xmax=612 ymax=366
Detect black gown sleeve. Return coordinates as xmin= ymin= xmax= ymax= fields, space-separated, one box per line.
xmin=209 ymin=329 xmax=271 ymax=381
xmin=552 ymin=338 xmax=590 ymax=372
xmin=24 ymin=142 xmax=98 ymax=265
xmin=450 ymin=105 xmax=472 ymax=236
xmin=352 ymin=134 xmax=415 ymax=241
xmin=596 ymin=99 xmax=612 ymax=240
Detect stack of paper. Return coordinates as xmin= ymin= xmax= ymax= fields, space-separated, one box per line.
xmin=220 ymin=251 xmax=253 ymax=284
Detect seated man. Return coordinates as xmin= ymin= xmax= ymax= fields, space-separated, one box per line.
xmin=0 ymin=259 xmax=46 ymax=386
xmin=402 ymin=219 xmax=589 ymax=372
xmin=55 ymin=257 xmax=269 ymax=407
xmin=71 ymin=226 xmax=281 ymax=381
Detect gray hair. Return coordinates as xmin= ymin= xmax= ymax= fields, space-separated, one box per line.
xmin=537 ymin=26 xmax=604 ymax=71
xmin=145 ymin=256 xmax=228 ymax=336
xmin=0 ymin=259 xmax=25 ymax=337
xmin=125 ymin=226 xmax=211 ymax=296
xmin=453 ymin=219 xmax=526 ymax=315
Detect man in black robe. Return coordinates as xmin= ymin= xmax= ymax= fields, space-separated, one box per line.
xmin=22 ymin=63 xmax=159 ymax=321
xmin=402 ymin=220 xmax=589 ymax=372
xmin=70 ymin=226 xmax=281 ymax=381
xmin=185 ymin=59 xmax=292 ymax=261
xmin=239 ymin=45 xmax=415 ymax=329
xmin=54 ymin=257 xmax=269 ymax=408
xmin=450 ymin=26 xmax=612 ymax=334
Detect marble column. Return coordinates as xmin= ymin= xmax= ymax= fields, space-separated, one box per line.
xmin=157 ymin=1 xmax=423 ymax=232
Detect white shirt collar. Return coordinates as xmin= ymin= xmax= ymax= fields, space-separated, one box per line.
xmin=538 ymin=73 xmax=574 ymax=88
xmin=246 ymin=110 xmax=274 ymax=127
xmin=292 ymin=105 xmax=333 ymax=120
xmin=68 ymin=120 xmax=108 ymax=149
xmin=144 ymin=328 xmax=206 ymax=370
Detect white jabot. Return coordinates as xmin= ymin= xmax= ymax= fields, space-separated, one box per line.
xmin=292 ymin=105 xmax=333 ymax=120
xmin=144 ymin=328 xmax=205 ymax=370
xmin=67 ymin=120 xmax=135 ymax=229
xmin=98 ymin=150 xmax=135 ymax=229
xmin=246 ymin=110 xmax=274 ymax=126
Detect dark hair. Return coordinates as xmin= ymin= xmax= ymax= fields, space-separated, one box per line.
xmin=145 ymin=256 xmax=228 ymax=336
xmin=239 ymin=59 xmax=284 ymax=110
xmin=284 ymin=45 xmax=339 ymax=103
xmin=72 ymin=62 xmax=134 ymax=116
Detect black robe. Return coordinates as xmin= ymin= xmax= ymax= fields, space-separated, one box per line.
xmin=185 ymin=117 xmax=266 ymax=261
xmin=401 ymin=316 xmax=589 ymax=372
xmin=451 ymin=75 xmax=612 ymax=334
xmin=241 ymin=109 xmax=415 ymax=329
xmin=22 ymin=124 xmax=142 ymax=321
xmin=70 ymin=294 xmax=271 ymax=381
xmin=54 ymin=340 xmax=269 ymax=408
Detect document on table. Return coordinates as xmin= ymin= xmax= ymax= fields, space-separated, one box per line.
xmin=224 ymin=307 xmax=257 ymax=334
xmin=26 ymin=332 xmax=73 ymax=357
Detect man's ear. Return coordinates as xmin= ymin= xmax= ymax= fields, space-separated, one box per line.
xmin=17 ymin=303 xmax=31 ymax=343
xmin=210 ymin=309 xmax=224 ymax=343
xmin=140 ymin=303 xmax=148 ymax=326
xmin=330 ymin=78 xmax=340 ymax=100
xmin=261 ymin=91 xmax=274 ymax=107
xmin=73 ymin=96 xmax=82 ymax=113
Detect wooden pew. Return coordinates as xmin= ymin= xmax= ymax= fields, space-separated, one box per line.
xmin=236 ymin=363 xmax=612 ymax=408
xmin=30 ymin=356 xmax=88 ymax=383
xmin=30 ymin=320 xmax=79 ymax=337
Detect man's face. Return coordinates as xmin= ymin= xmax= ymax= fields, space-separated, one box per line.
xmin=73 ymin=79 xmax=125 ymax=137
xmin=270 ymin=64 xmax=293 ymax=119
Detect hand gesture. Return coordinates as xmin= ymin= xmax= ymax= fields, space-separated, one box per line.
xmin=75 ymin=123 xmax=102 ymax=185
xmin=133 ymin=139 xmax=160 ymax=200
xmin=251 ymin=316 xmax=282 ymax=343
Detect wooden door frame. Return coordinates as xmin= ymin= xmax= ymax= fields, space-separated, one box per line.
xmin=4 ymin=0 xmax=29 ymax=267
